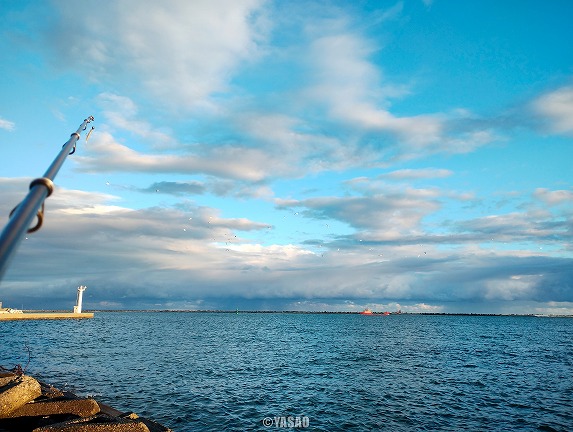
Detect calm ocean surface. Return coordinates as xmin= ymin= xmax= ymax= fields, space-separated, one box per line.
xmin=1 ymin=312 xmax=572 ymax=431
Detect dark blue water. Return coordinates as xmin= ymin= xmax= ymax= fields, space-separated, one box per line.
xmin=1 ymin=313 xmax=572 ymax=431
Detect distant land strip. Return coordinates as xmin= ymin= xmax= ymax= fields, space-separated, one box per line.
xmin=82 ymin=310 xmax=572 ymax=317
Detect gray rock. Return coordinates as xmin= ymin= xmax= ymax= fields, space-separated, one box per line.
xmin=5 ymin=397 xmax=100 ymax=418
xmin=0 ymin=375 xmax=42 ymax=418
xmin=32 ymin=413 xmax=151 ymax=432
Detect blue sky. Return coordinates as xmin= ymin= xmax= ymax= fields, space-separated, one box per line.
xmin=1 ymin=0 xmax=572 ymax=313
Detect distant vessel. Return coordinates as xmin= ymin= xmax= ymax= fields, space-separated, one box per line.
xmin=359 ymin=308 xmax=393 ymax=316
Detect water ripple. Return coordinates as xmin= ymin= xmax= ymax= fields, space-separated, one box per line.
xmin=1 ymin=313 xmax=572 ymax=431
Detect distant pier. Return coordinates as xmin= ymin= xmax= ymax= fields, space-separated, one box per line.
xmin=0 ymin=312 xmax=93 ymax=321
xmin=0 ymin=286 xmax=93 ymax=321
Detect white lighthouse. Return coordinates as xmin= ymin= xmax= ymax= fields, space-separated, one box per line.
xmin=73 ymin=285 xmax=87 ymax=313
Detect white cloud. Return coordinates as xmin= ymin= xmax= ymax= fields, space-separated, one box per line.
xmin=302 ymin=23 xmax=496 ymax=158
xmin=76 ymin=131 xmax=276 ymax=181
xmin=534 ymin=301 xmax=573 ymax=316
xmin=381 ymin=168 xmax=453 ymax=180
xmin=306 ymin=32 xmax=444 ymax=147
xmin=403 ymin=302 xmax=443 ymax=313
xmin=0 ymin=117 xmax=15 ymax=131
xmin=534 ymin=188 xmax=573 ymax=206
xmin=50 ymin=0 xmax=268 ymax=110
xmin=484 ymin=275 xmax=536 ymax=301
xmin=377 ymin=2 xmax=404 ymax=22
xmin=276 ymin=191 xmax=440 ymax=240
xmin=533 ymin=85 xmax=573 ymax=135
xmin=42 ymin=1 xmax=495 ymax=177
xmin=97 ymin=93 xmax=176 ymax=148
xmin=456 ymin=211 xmax=570 ymax=245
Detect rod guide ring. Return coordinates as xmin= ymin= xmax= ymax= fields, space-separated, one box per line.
xmin=29 ymin=177 xmax=54 ymax=197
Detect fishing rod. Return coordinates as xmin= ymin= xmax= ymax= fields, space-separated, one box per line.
xmin=0 ymin=116 xmax=95 ymax=282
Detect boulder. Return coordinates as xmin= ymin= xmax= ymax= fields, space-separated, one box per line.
xmin=0 ymin=375 xmax=42 ymax=418
xmin=5 ymin=397 xmax=100 ymax=418
xmin=32 ymin=413 xmax=151 ymax=432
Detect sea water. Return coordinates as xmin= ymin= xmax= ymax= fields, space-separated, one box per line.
xmin=1 ymin=312 xmax=572 ymax=431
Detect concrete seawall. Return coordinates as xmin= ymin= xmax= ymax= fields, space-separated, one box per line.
xmin=0 ymin=313 xmax=94 ymax=321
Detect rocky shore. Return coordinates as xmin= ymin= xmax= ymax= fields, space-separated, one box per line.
xmin=0 ymin=372 xmax=171 ymax=432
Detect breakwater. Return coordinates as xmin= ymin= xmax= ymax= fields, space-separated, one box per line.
xmin=0 ymin=313 xmax=94 ymax=322
xmin=0 ymin=371 xmax=170 ymax=431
